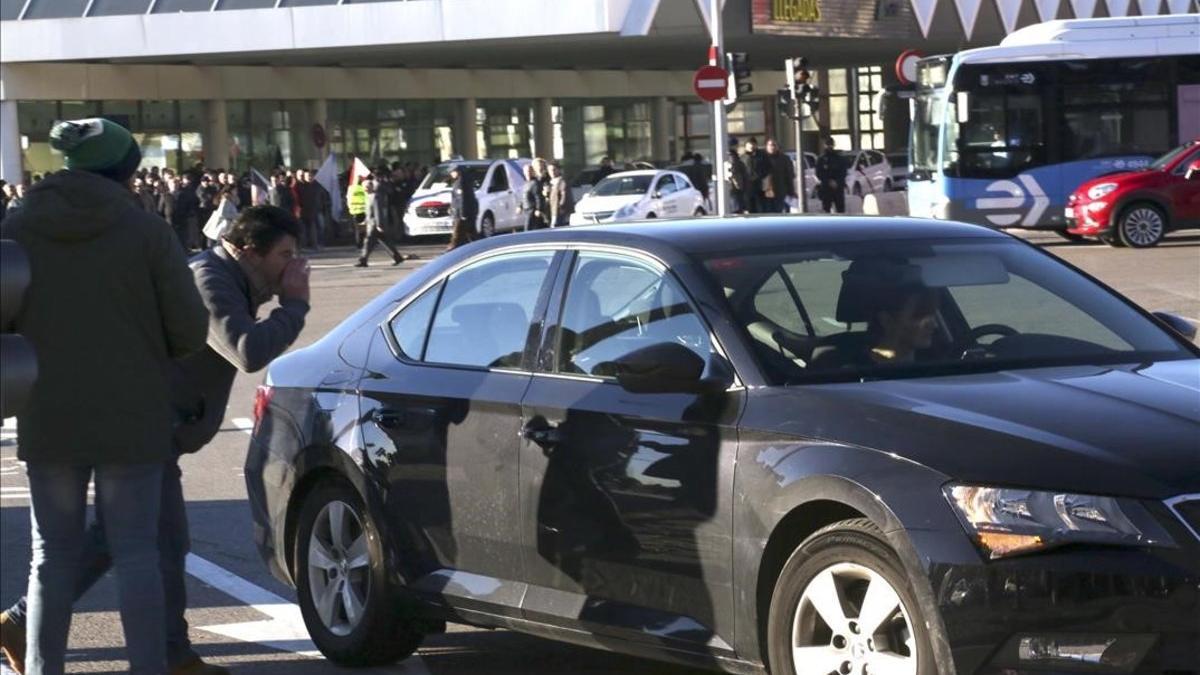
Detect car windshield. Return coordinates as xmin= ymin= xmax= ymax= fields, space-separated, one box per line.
xmin=590 ymin=175 xmax=653 ymax=197
xmin=703 ymin=238 xmax=1193 ymax=385
xmin=420 ymin=164 xmax=489 ymax=191
xmin=1148 ymin=143 xmax=1197 ymax=171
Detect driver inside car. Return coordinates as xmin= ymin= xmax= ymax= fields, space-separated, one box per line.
xmin=866 ymin=281 xmax=940 ymax=364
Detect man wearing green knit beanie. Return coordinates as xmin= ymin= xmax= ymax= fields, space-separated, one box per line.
xmin=0 ymin=117 xmax=213 ymax=675
xmin=49 ymin=117 xmax=144 ymax=184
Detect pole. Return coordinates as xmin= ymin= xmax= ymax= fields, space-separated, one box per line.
xmin=709 ymin=0 xmax=728 ymax=216
xmin=795 ymin=112 xmax=805 ymax=213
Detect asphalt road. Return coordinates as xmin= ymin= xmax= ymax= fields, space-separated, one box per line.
xmin=2 ymin=225 xmax=1197 ymax=674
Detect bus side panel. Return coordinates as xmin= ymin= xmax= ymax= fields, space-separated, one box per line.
xmin=941 ymin=156 xmax=1153 ymax=229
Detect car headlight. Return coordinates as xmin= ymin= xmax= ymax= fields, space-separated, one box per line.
xmin=945 ymin=485 xmax=1173 ymax=559
xmin=1086 ymin=183 xmax=1118 ymax=200
xmin=615 ymin=202 xmax=639 ymax=219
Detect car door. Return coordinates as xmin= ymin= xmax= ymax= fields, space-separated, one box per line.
xmin=670 ymin=172 xmax=697 ymax=215
xmin=655 ymin=174 xmax=679 ymax=217
xmin=484 ymin=162 xmax=515 ymax=232
xmin=519 ymin=249 xmax=742 ymax=655
xmin=1167 ymin=149 xmax=1200 ymax=227
xmin=358 ymin=249 xmax=561 ymax=612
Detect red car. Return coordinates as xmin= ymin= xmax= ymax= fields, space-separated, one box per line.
xmin=1067 ymin=140 xmax=1200 ymax=248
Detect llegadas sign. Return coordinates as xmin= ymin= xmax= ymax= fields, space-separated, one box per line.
xmin=772 ymin=0 xmax=820 ymax=22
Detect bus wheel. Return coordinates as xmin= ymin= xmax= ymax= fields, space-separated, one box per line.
xmin=1117 ymin=204 xmax=1165 ymax=248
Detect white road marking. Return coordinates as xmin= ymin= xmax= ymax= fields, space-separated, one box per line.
xmin=231 ymin=417 xmax=254 ymax=435
xmin=187 ymin=554 xmax=432 ymax=672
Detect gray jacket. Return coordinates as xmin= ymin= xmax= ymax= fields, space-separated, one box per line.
xmin=173 ymin=245 xmax=309 ymax=454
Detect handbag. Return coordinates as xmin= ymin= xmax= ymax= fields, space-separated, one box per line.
xmin=761 ymin=176 xmax=775 ymax=199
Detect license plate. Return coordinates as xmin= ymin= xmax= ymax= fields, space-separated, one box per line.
xmin=1063 ymin=207 xmax=1073 ymax=219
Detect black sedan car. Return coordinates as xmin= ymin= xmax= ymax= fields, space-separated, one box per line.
xmin=245 ymin=217 xmax=1200 ymax=675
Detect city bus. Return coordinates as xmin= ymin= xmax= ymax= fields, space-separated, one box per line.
xmin=908 ymin=14 xmax=1200 ymax=239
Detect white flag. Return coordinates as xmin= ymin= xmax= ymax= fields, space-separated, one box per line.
xmin=1165 ymin=0 xmax=1191 ymax=12
xmin=1137 ymin=0 xmax=1161 ymax=13
xmin=911 ymin=0 xmax=939 ymax=37
xmin=1070 ymin=0 xmax=1099 ymax=18
xmin=953 ymin=0 xmax=983 ymax=38
xmin=1105 ymin=0 xmax=1131 ymax=16
xmin=1034 ymin=0 xmax=1060 ymax=21
xmin=996 ymin=0 xmax=1024 ymax=33
xmin=314 ymin=153 xmax=343 ymax=220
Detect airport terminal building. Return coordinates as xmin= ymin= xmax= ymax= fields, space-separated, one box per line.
xmin=1 ymin=0 xmax=1197 ymax=181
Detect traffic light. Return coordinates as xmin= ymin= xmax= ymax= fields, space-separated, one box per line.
xmin=1 ymin=239 xmax=37 ymax=419
xmin=785 ymin=57 xmax=821 ymax=118
xmin=726 ymin=52 xmax=752 ymax=101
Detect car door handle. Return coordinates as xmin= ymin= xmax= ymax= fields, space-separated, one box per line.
xmin=522 ymin=424 xmax=563 ymax=447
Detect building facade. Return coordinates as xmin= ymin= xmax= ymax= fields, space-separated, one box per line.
xmin=1 ymin=0 xmax=1196 ymax=182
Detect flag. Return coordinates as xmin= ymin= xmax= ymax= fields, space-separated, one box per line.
xmin=249 ymin=167 xmax=271 ymax=206
xmin=314 ymin=153 xmax=343 ymax=220
xmin=350 ymin=156 xmax=371 ymax=186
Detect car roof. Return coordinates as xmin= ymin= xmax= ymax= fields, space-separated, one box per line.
xmin=602 ymin=170 xmax=665 ymax=178
xmin=476 ymin=216 xmax=1009 ymax=257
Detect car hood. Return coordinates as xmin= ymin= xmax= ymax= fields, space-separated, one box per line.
xmin=576 ymin=195 xmax=643 ymax=213
xmin=1079 ymin=169 xmax=1163 ymax=191
xmin=758 ymin=360 xmax=1200 ymax=499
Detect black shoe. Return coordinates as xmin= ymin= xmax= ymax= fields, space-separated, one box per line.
xmin=392 ymin=255 xmax=403 ymax=266
xmin=354 ymin=260 xmax=368 ymax=268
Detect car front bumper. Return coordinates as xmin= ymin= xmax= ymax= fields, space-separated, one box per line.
xmin=404 ymin=215 xmax=456 ymax=237
xmin=924 ymin=521 xmax=1200 ymax=674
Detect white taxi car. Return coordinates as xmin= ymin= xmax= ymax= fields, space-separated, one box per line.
xmin=405 ymin=159 xmax=530 ymax=237
xmin=569 ymin=170 xmax=705 ymax=225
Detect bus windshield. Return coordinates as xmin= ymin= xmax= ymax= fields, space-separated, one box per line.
xmin=942 ymin=65 xmax=1047 ymax=179
xmin=911 ymin=89 xmax=944 ymax=179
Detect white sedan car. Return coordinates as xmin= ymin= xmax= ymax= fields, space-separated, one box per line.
xmin=405 ymin=158 xmax=530 ymax=237
xmin=569 ymin=170 xmax=705 ymax=225
xmin=845 ymin=149 xmax=894 ymax=197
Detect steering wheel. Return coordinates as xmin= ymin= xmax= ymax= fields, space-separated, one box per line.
xmin=957 ymin=323 xmax=1018 ymax=358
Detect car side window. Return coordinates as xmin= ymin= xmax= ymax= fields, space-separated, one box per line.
xmin=656 ymin=175 xmax=676 ymax=195
xmin=388 ymin=283 xmax=441 ymax=360
xmin=490 ymin=165 xmax=509 ymax=192
xmin=1171 ymin=150 xmax=1200 ymax=175
xmin=557 ymin=253 xmax=712 ymax=377
xmin=424 ymin=251 xmax=555 ymax=369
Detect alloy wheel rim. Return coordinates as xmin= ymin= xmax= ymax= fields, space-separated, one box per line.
xmin=308 ymin=500 xmax=371 ymax=636
xmin=1123 ymin=208 xmax=1163 ymax=246
xmin=791 ymin=562 xmax=917 ymax=675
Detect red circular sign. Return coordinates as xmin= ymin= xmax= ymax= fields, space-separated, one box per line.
xmin=693 ymin=65 xmax=729 ymax=102
xmin=311 ymin=123 xmax=327 ymax=149
xmin=895 ymin=49 xmax=924 ymax=85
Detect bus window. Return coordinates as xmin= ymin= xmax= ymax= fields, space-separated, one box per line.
xmin=1062 ymin=82 xmax=1170 ymax=160
xmin=945 ymin=89 xmax=1044 ymax=178
xmin=911 ymin=89 xmax=945 ymax=180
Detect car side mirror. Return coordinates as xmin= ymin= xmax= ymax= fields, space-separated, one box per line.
xmin=600 ymin=343 xmax=732 ymax=395
xmin=652 ymin=191 xmax=662 ymax=199
xmin=1186 ymin=160 xmax=1200 ymax=181
xmin=1152 ymin=311 xmax=1197 ymax=340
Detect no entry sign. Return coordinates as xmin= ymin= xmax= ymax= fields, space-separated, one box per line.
xmin=693 ymin=65 xmax=729 ymax=102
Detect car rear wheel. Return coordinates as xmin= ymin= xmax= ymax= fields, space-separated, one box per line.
xmin=767 ymin=518 xmax=936 ymax=675
xmin=694 ymin=207 xmax=706 ymax=216
xmin=295 ymin=480 xmax=424 ymax=666
xmin=1117 ymin=203 xmax=1165 ymax=248
xmin=646 ymin=212 xmax=657 ymax=219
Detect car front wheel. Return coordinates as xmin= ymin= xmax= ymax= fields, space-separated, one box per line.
xmin=1117 ymin=203 xmax=1166 ymax=248
xmin=295 ymin=480 xmax=424 ymax=666
xmin=767 ymin=518 xmax=936 ymax=675
xmin=480 ymin=212 xmax=496 ymax=237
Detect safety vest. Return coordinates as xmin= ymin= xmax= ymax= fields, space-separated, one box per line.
xmin=347 ymin=184 xmax=367 ymax=216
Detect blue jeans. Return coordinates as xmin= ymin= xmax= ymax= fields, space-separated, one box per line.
xmin=24 ymin=462 xmax=167 ymax=675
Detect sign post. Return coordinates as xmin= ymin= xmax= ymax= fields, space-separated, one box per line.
xmin=708 ymin=0 xmax=728 ymax=216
